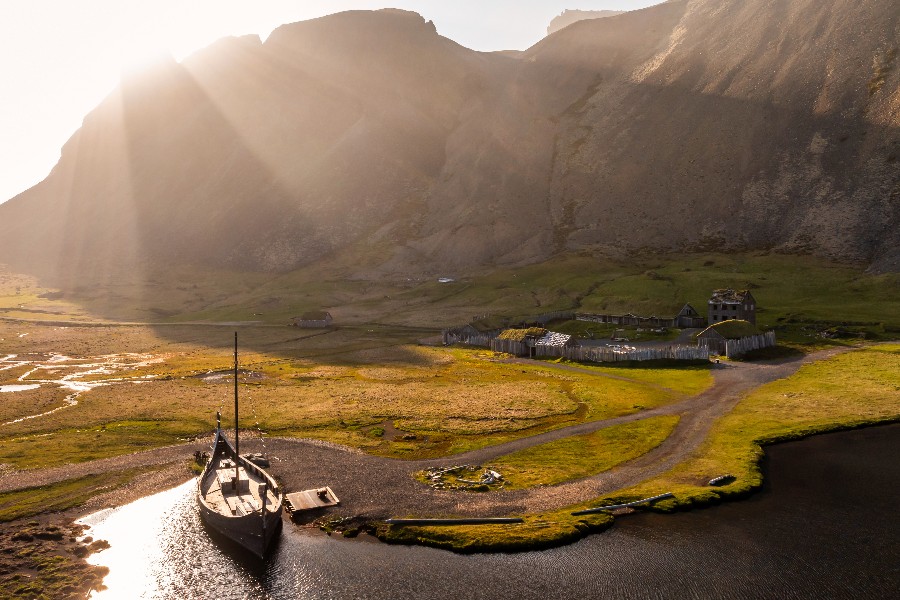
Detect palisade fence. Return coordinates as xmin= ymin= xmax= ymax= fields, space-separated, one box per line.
xmin=724 ymin=331 xmax=776 ymax=358
xmin=489 ymin=338 xmax=529 ymax=355
xmin=441 ymin=331 xmax=493 ymax=347
xmin=490 ymin=339 xmax=709 ymax=362
xmin=576 ymin=312 xmax=677 ymax=328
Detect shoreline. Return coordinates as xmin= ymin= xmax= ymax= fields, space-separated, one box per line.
xmin=370 ymin=417 xmax=900 ymax=553
xmin=2 ymin=418 xmax=896 ymax=598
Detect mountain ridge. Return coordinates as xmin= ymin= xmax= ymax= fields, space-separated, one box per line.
xmin=0 ymin=0 xmax=897 ymax=286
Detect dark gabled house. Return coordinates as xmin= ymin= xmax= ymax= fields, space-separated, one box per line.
xmin=675 ymin=303 xmax=705 ymax=328
xmin=707 ymin=289 xmax=756 ymax=325
xmin=576 ymin=303 xmax=704 ymax=329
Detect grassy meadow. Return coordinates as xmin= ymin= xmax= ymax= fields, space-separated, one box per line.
xmin=489 ymin=415 xmax=680 ymax=490
xmin=0 ymin=322 xmax=708 ymax=470
xmin=0 ymin=253 xmax=898 ymax=552
xmin=4 ymin=253 xmax=898 ymax=337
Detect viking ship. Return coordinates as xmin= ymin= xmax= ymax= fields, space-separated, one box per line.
xmin=197 ymin=333 xmax=283 ymax=558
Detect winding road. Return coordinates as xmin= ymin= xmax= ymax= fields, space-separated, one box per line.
xmin=0 ymin=348 xmax=847 ymax=520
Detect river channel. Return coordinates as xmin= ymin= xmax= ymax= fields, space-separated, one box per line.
xmin=83 ymin=424 xmax=899 ymax=599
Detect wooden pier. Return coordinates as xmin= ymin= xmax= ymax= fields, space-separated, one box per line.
xmin=284 ymin=487 xmax=340 ymax=514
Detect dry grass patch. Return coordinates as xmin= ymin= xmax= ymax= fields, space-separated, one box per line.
xmin=0 ymin=325 xmax=691 ymax=466
xmin=0 ymin=387 xmax=71 ymax=424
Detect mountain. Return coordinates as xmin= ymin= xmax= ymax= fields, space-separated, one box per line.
xmin=547 ymin=9 xmax=625 ymax=36
xmin=0 ymin=0 xmax=897 ymax=288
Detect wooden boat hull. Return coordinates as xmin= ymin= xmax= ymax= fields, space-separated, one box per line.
xmin=197 ymin=429 xmax=284 ymax=559
xmin=197 ymin=497 xmax=282 ymax=558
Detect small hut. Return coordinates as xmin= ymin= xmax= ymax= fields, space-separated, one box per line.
xmin=290 ymin=311 xmax=333 ymax=328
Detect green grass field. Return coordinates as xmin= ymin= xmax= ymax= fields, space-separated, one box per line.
xmin=489 ymin=415 xmax=680 ymax=489
xmin=4 ymin=253 xmax=898 ymax=337
xmin=1 ymin=254 xmax=898 ymax=553
xmin=0 ymin=468 xmax=156 ymax=523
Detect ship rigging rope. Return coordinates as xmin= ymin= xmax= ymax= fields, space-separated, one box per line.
xmin=241 ymin=366 xmax=268 ymax=457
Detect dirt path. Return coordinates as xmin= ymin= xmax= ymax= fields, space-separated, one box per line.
xmin=0 ymin=348 xmax=848 ymax=520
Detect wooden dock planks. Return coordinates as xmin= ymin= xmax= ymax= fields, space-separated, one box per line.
xmin=284 ymin=487 xmax=340 ymax=513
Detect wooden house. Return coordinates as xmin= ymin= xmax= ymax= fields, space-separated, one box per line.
xmin=697 ymin=319 xmax=774 ymax=357
xmin=491 ymin=328 xmax=577 ymax=358
xmin=290 ymin=311 xmax=333 ymax=328
xmin=707 ymin=289 xmax=756 ymax=325
xmin=576 ymin=302 xmax=705 ymax=329
xmin=675 ymin=303 xmax=705 ymax=328
xmin=441 ymin=315 xmax=509 ymax=346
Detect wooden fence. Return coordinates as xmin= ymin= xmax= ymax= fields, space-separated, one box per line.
xmin=724 ymin=331 xmax=776 ymax=358
xmin=442 ymin=331 xmax=493 ymax=347
xmin=559 ymin=344 xmax=709 ymax=362
xmin=489 ymin=339 xmax=709 ymax=362
xmin=576 ymin=312 xmax=677 ymax=328
xmin=490 ymin=338 xmax=529 ymax=355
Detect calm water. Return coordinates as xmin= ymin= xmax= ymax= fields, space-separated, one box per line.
xmin=85 ymin=424 xmax=900 ymax=599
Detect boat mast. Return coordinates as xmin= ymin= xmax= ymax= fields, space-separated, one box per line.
xmin=234 ymin=331 xmax=239 ymax=487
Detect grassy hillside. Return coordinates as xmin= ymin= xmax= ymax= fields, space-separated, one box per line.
xmin=3 ymin=254 xmax=897 ymax=342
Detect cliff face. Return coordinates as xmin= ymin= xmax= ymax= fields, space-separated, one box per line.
xmin=1 ymin=1 xmax=898 ymax=284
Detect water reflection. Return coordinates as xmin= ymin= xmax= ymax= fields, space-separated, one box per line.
xmin=84 ymin=425 xmax=899 ymax=599
xmin=0 ymin=384 xmax=40 ymax=392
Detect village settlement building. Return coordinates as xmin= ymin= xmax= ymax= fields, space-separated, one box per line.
xmin=697 ymin=319 xmax=775 ymax=358
xmin=707 ymin=289 xmax=756 ymax=325
xmin=674 ymin=304 xmax=705 ymax=328
xmin=576 ymin=303 xmax=705 ymax=329
xmin=491 ymin=328 xmax=578 ymax=358
xmin=290 ymin=311 xmax=333 ymax=328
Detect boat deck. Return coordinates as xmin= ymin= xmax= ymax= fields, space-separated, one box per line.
xmin=200 ymin=459 xmax=279 ymax=517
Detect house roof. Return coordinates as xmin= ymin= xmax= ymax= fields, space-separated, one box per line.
xmin=709 ymin=289 xmax=752 ymax=304
xmin=534 ymin=332 xmax=573 ymax=347
xmin=699 ymin=319 xmax=762 ymax=339
xmin=498 ymin=327 xmax=547 ymax=342
xmin=295 ymin=311 xmax=331 ymax=321
xmin=677 ymin=303 xmax=700 ymax=316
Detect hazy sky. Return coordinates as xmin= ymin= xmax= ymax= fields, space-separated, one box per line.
xmin=0 ymin=1 xmax=660 ymax=204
